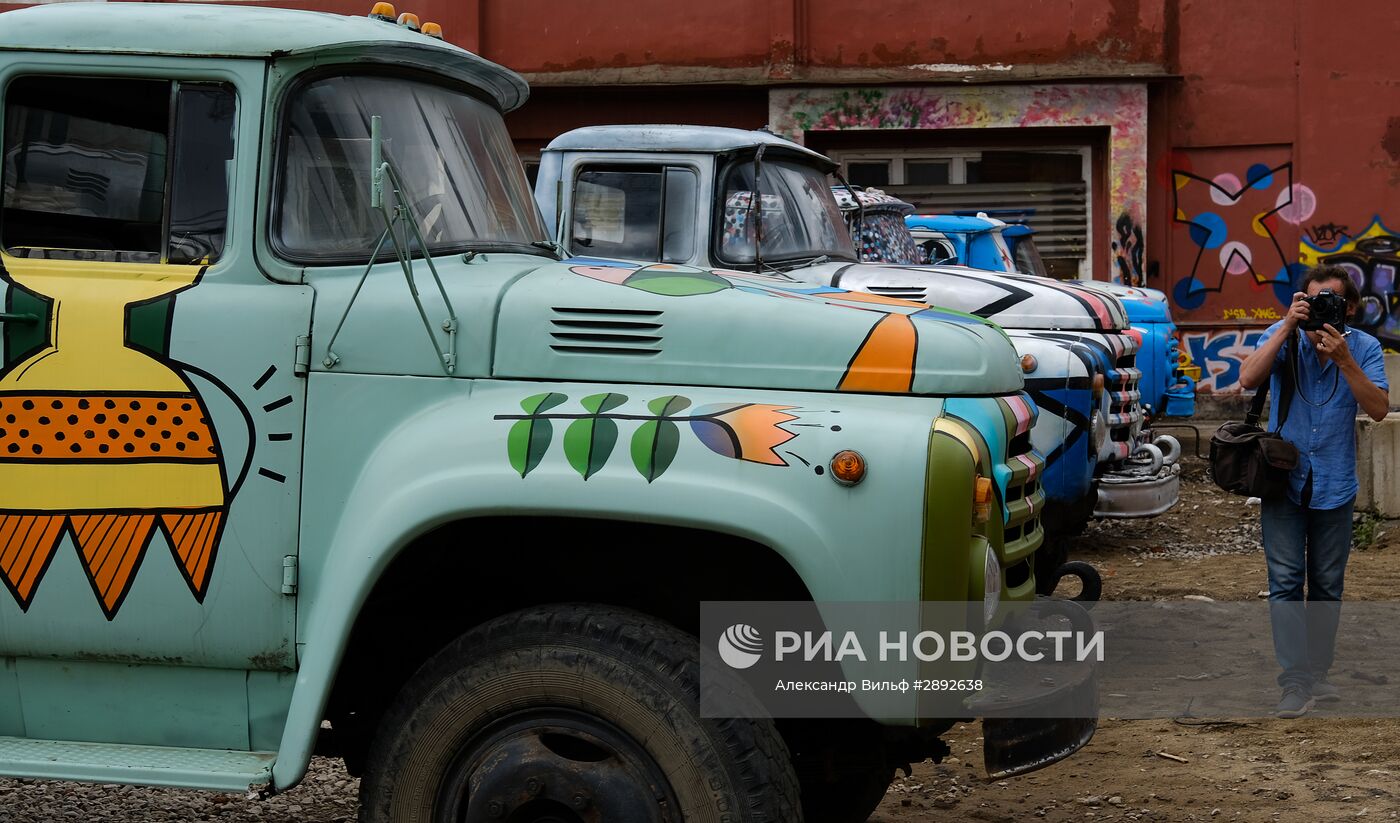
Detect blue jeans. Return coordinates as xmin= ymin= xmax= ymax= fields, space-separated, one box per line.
xmin=1260 ymin=496 xmax=1354 ymax=692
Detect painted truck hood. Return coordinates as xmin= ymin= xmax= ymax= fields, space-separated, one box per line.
xmin=492 ymin=259 xmax=1024 ymax=395
xmin=1077 ymin=281 xmax=1172 ymax=324
xmin=817 ymin=262 xmax=1129 ymax=333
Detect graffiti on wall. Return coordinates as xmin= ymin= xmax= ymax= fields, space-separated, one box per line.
xmin=1182 ymin=329 xmax=1266 ymax=393
xmin=1169 ymin=154 xmax=1314 ymax=323
xmin=1300 ymin=216 xmax=1400 ymax=347
xmin=1112 ymin=213 xmax=1145 ymax=287
xmin=769 ymin=84 xmax=1148 ymax=284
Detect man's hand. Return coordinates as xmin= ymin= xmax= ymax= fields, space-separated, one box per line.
xmin=1283 ymin=292 xmax=1310 ymax=332
xmin=1315 ymin=324 xmax=1353 ymax=366
xmin=1320 ymin=322 xmax=1391 ymax=421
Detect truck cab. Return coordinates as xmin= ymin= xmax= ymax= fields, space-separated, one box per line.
xmin=0 ymin=5 xmax=1088 ymax=821
xmin=536 ymin=125 xmax=1180 ymax=572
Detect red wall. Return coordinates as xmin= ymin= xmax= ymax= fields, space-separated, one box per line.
xmin=1160 ymin=0 xmax=1400 ymax=393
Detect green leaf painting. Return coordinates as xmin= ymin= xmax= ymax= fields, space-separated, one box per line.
xmin=507 ymin=392 xmax=566 ymax=477
xmin=647 ymin=395 xmax=692 ymax=417
xmin=497 ymin=391 xmax=797 ymax=483
xmin=632 ymin=395 xmax=691 ymax=483
xmin=563 ymin=393 xmax=627 ymax=479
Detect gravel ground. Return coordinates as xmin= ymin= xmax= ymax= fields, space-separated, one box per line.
xmin=0 ymin=759 xmax=357 ymax=822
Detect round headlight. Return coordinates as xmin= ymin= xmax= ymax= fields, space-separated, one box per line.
xmin=983 ymin=545 xmax=1002 ymax=624
xmin=1090 ymin=410 xmax=1108 ymax=457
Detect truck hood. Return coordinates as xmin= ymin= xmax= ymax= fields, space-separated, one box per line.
xmin=1074 ymin=281 xmax=1173 ymax=324
xmin=493 ymin=259 xmax=1024 ymax=395
xmin=816 ymin=262 xmax=1129 ymax=332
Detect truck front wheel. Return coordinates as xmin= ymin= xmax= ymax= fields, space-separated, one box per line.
xmin=359 ymin=604 xmax=800 ymax=823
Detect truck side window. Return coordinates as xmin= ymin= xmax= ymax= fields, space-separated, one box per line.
xmin=662 ymin=167 xmax=696 ymax=263
xmin=571 ymin=165 xmax=696 ymax=264
xmin=2 ymin=76 xmax=234 ymax=264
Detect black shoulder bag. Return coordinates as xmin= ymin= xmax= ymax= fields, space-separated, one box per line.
xmin=1209 ymin=334 xmax=1300 ymax=498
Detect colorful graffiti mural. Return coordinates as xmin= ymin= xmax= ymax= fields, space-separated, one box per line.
xmin=1182 ymin=329 xmax=1266 ymax=393
xmin=1112 ymin=213 xmax=1146 ymax=287
xmin=768 ymin=84 xmax=1148 ymax=284
xmin=1301 ymin=216 xmax=1400 ymax=347
xmin=1169 ymin=153 xmax=1313 ymax=324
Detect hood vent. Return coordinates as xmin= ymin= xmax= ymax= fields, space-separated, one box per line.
xmin=550 ymin=307 xmax=664 ymax=357
xmin=867 ymin=285 xmax=928 ymax=303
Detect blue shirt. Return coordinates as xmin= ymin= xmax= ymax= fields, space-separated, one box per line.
xmin=1258 ymin=321 xmax=1388 ymax=509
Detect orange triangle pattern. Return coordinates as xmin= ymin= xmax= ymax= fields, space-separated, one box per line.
xmin=160 ymin=511 xmax=224 ymax=600
xmin=0 ymin=514 xmax=66 ymax=609
xmin=69 ymin=513 xmax=157 ymax=620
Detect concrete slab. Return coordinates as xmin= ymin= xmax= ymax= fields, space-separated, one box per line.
xmin=1357 ymin=412 xmax=1400 ymax=517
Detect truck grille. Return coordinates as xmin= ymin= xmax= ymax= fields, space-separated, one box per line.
xmin=1102 ymin=336 xmax=1144 ymax=461
xmin=997 ymin=395 xmax=1046 ymax=566
xmin=935 ymin=394 xmax=1047 ymax=595
xmin=549 ymin=307 xmax=663 ymax=357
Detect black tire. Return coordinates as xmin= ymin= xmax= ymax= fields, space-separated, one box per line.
xmin=359 ymin=604 xmax=801 ymax=823
xmin=1052 ymin=560 xmax=1103 ymax=604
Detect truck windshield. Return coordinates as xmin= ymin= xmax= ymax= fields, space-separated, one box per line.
xmin=277 ymin=75 xmax=546 ymax=261
xmin=1005 ymin=230 xmax=1050 ymax=278
xmin=717 ymin=157 xmax=856 ymax=266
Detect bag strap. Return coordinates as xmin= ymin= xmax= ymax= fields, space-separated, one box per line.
xmin=1245 ymin=331 xmax=1299 ymax=430
xmin=1277 ymin=332 xmax=1298 ymax=432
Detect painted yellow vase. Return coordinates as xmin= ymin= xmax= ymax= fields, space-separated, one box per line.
xmin=0 ymin=254 xmax=226 ymax=618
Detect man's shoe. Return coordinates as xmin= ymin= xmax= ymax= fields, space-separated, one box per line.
xmin=1276 ymin=687 xmax=1315 ymax=718
xmin=1311 ymin=678 xmax=1341 ymax=703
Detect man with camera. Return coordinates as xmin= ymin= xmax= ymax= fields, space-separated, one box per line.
xmin=1239 ymin=265 xmax=1390 ymax=717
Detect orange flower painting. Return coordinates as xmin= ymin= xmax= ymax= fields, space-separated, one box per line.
xmin=688 ymin=403 xmax=799 ymax=466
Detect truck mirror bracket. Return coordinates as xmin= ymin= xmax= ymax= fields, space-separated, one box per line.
xmin=322 ymin=115 xmax=459 ymax=375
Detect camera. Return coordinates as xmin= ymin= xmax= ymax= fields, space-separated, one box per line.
xmin=1301 ymin=289 xmax=1347 ymax=333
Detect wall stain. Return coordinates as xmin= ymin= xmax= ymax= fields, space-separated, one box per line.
xmin=1383 ymin=116 xmax=1400 ymax=162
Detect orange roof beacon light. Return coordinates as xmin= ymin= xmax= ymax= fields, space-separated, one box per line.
xmin=368 ymin=2 xmax=396 ymax=22
xmin=973 ymin=476 xmax=994 ymax=524
xmin=829 ymin=449 xmax=866 ymax=486
xmin=421 ymin=21 xmax=444 ymax=39
xmin=397 ymin=11 xmax=420 ymax=31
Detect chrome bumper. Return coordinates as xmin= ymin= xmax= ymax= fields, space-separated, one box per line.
xmin=1093 ymin=434 xmax=1182 ymax=519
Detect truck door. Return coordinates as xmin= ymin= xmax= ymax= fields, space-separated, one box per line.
xmin=0 ymin=67 xmax=307 ymax=703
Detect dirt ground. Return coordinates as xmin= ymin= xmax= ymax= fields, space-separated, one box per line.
xmin=873 ymin=452 xmax=1400 ymax=822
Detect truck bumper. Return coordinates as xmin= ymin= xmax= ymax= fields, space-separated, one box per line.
xmin=967 ymin=600 xmax=1099 ymax=778
xmin=1093 ymin=434 xmax=1182 ymax=518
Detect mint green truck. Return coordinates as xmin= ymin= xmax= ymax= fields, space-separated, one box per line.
xmin=0 ymin=4 xmax=1084 ymax=821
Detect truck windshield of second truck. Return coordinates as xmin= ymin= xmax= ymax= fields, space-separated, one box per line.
xmin=718 ymin=157 xmax=856 ymax=266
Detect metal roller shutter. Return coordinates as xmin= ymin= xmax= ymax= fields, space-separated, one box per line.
xmin=885 ymin=181 xmax=1089 ymax=279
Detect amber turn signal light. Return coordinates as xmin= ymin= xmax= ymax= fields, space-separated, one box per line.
xmin=421 ymin=21 xmax=444 ymax=38
xmin=973 ymin=476 xmax=993 ymax=524
xmin=397 ymin=11 xmax=421 ymax=30
xmin=1091 ymin=372 xmax=1106 ymax=399
xmin=368 ymin=2 xmax=396 ymax=21
xmin=1020 ymin=354 xmax=1037 ymax=374
xmin=829 ymin=450 xmax=866 ymax=486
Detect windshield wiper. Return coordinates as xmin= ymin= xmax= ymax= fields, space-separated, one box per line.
xmin=457 ymin=240 xmax=563 ymax=259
